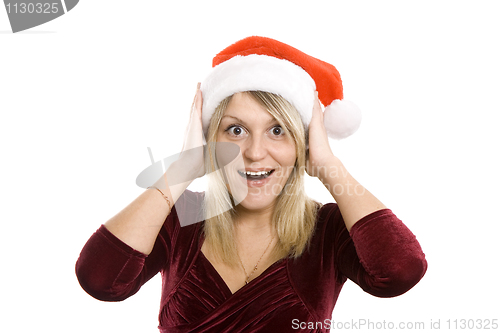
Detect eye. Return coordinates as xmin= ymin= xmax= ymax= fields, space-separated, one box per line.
xmin=225 ymin=125 xmax=246 ymax=137
xmin=269 ymin=125 xmax=284 ymax=136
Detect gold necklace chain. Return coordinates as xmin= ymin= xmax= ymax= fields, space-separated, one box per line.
xmin=237 ymin=235 xmax=274 ymax=285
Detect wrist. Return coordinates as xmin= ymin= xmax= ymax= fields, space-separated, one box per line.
xmin=317 ymin=155 xmax=348 ymax=184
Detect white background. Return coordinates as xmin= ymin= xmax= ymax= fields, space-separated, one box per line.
xmin=1 ymin=1 xmax=499 ymax=332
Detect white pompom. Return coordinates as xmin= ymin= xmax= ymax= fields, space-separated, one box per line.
xmin=323 ymin=99 xmax=362 ymax=139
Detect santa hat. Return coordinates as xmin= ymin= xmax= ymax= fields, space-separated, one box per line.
xmin=200 ymin=36 xmax=362 ymax=140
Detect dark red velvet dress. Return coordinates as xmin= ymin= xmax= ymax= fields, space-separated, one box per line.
xmin=76 ymin=191 xmax=427 ymax=332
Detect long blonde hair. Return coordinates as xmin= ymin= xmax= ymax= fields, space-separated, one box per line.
xmin=203 ymin=91 xmax=318 ymax=267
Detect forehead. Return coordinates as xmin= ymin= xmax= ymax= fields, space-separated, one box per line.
xmin=221 ymin=92 xmax=276 ymax=124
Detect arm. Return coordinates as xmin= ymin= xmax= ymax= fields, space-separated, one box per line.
xmin=104 ymin=84 xmax=204 ymax=255
xmin=75 ymin=165 xmax=194 ymax=300
xmin=307 ymin=94 xmax=426 ymax=295
xmin=76 ymin=85 xmax=205 ymax=300
xmin=336 ymin=207 xmax=427 ymax=297
xmin=76 ymin=190 xmax=203 ymax=301
xmin=104 ymin=169 xmax=185 ymax=255
xmin=75 ymin=223 xmax=160 ymax=301
xmin=307 ymin=93 xmax=385 ymax=230
xmin=317 ymin=156 xmax=386 ymax=231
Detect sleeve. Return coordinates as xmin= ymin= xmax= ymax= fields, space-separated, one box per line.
xmin=334 ymin=208 xmax=427 ymax=297
xmin=75 ymin=205 xmax=182 ymax=302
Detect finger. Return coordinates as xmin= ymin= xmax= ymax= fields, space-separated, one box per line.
xmin=191 ymin=83 xmax=198 ymax=106
xmin=311 ymin=91 xmax=324 ymax=122
xmin=190 ymin=82 xmax=200 ymax=110
xmin=195 ymin=84 xmax=203 ymax=116
xmin=190 ymin=83 xmax=203 ymax=119
xmin=309 ymin=92 xmax=329 ymax=143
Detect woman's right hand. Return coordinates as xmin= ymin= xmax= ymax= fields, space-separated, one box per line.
xmin=177 ymin=83 xmax=206 ymax=180
xmin=181 ymin=82 xmax=206 ymax=180
xmin=155 ymin=83 xmax=205 ymax=193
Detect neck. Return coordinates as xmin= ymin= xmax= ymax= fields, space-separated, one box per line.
xmin=233 ymin=204 xmax=274 ymax=236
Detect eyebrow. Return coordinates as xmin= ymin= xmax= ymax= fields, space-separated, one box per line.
xmin=221 ymin=115 xmax=277 ymax=125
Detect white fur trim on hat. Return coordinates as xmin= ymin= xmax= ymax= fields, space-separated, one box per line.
xmin=200 ymin=53 xmax=362 ymax=140
xmin=200 ymin=54 xmax=316 ymax=135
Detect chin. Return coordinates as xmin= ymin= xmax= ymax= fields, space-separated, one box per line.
xmin=235 ymin=188 xmax=281 ymax=212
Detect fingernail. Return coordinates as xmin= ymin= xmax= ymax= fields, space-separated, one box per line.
xmin=197 ymin=82 xmax=201 ymax=90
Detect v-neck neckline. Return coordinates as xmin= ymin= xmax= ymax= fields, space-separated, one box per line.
xmin=196 ymin=232 xmax=285 ymax=296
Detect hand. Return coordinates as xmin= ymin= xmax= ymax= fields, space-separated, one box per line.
xmin=154 ymin=84 xmax=205 ymax=202
xmin=306 ymin=92 xmax=335 ymax=179
xmin=176 ymin=83 xmax=206 ymax=179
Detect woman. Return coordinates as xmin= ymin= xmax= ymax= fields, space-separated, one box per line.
xmin=76 ymin=36 xmax=427 ymax=332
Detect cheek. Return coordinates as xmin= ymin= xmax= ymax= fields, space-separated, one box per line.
xmin=282 ymin=152 xmax=297 ymax=170
xmin=279 ymin=141 xmax=297 ymax=165
xmin=271 ymin=144 xmax=297 ymax=175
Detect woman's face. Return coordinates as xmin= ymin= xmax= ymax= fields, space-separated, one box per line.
xmin=217 ymin=92 xmax=297 ymax=212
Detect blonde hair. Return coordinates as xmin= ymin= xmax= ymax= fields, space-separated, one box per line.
xmin=203 ymin=91 xmax=318 ymax=267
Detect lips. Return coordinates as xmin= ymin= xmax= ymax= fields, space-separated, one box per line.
xmin=237 ymin=169 xmax=275 ymax=181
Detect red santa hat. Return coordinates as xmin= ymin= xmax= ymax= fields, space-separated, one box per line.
xmin=200 ymin=36 xmax=362 ymax=140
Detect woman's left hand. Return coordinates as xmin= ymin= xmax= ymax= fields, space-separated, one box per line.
xmin=306 ymin=92 xmax=335 ymax=179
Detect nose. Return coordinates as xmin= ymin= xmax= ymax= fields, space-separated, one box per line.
xmin=243 ymin=135 xmax=267 ymax=162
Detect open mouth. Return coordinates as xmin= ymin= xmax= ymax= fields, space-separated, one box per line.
xmin=237 ymin=169 xmax=275 ymax=181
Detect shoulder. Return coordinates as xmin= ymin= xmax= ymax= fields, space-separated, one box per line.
xmin=165 ymin=190 xmax=205 ymax=229
xmin=290 ymin=202 xmax=349 ymax=262
xmin=314 ymin=202 xmax=346 ymax=235
xmin=316 ymin=202 xmax=340 ymax=220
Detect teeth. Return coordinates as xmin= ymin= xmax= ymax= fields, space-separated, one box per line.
xmin=240 ymin=170 xmax=272 ymax=176
xmin=246 ymin=171 xmax=270 ymax=176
